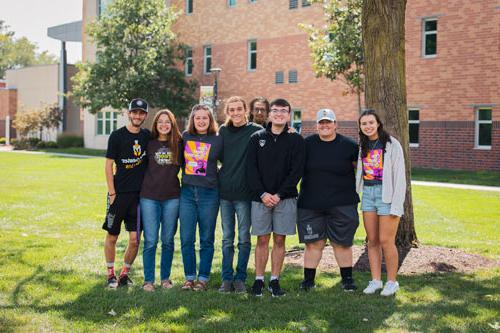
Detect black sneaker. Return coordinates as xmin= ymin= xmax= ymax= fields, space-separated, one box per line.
xmin=268 ymin=279 xmax=286 ymax=297
xmin=107 ymin=275 xmax=118 ymax=289
xmin=299 ymin=279 xmax=316 ymax=291
xmin=341 ymin=277 xmax=357 ymax=292
xmin=251 ymin=279 xmax=265 ymax=297
xmin=118 ymin=274 xmax=133 ymax=287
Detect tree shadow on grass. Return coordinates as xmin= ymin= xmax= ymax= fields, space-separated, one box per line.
xmin=1 ymin=265 xmax=498 ymax=332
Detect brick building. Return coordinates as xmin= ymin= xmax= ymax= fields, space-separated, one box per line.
xmin=82 ymin=0 xmax=499 ymax=171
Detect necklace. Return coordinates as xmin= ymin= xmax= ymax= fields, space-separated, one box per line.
xmin=369 ymin=139 xmax=379 ymax=150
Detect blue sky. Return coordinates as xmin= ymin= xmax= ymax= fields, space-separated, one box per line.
xmin=1 ymin=0 xmax=82 ymax=63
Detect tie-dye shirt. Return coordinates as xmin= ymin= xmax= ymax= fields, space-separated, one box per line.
xmin=362 ymin=140 xmax=383 ymax=186
xmin=181 ymin=132 xmax=222 ymax=189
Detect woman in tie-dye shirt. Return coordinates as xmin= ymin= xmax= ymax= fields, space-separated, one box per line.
xmin=355 ymin=110 xmax=406 ymax=297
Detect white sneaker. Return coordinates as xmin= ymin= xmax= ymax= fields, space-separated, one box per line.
xmin=363 ymin=280 xmax=383 ymax=294
xmin=380 ymin=280 xmax=399 ymax=296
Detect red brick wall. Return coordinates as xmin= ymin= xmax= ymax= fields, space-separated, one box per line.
xmin=0 ymin=89 xmax=17 ymax=138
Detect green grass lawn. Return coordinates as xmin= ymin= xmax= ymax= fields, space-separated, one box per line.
xmin=412 ymin=168 xmax=500 ymax=187
xmin=0 ymin=152 xmax=499 ymax=332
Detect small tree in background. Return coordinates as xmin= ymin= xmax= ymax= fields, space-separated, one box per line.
xmin=72 ymin=0 xmax=197 ymax=117
xmin=300 ymin=0 xmax=364 ymax=112
xmin=13 ymin=104 xmax=61 ymax=140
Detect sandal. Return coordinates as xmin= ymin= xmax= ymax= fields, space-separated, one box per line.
xmin=143 ymin=282 xmax=155 ymax=292
xmin=161 ymin=279 xmax=173 ymax=289
xmin=181 ymin=280 xmax=194 ymax=290
xmin=193 ymin=280 xmax=207 ymax=291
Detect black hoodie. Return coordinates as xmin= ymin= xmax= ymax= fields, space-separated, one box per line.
xmin=246 ymin=123 xmax=305 ymax=202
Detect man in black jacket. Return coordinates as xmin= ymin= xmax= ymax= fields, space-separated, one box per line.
xmin=246 ymin=98 xmax=305 ymax=297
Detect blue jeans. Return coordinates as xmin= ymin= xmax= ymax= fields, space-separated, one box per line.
xmin=179 ymin=184 xmax=219 ymax=282
xmin=220 ymin=199 xmax=251 ymax=282
xmin=140 ymin=197 xmax=179 ymax=283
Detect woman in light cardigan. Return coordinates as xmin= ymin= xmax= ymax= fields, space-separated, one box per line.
xmin=355 ymin=109 xmax=406 ymax=296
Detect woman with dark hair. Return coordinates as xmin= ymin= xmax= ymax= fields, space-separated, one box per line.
xmin=356 ymin=109 xmax=406 ymax=296
xmin=179 ymin=104 xmax=222 ymax=291
xmin=140 ymin=109 xmax=182 ymax=292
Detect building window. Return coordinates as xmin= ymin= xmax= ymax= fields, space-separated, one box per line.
xmin=288 ymin=70 xmax=298 ymax=83
xmin=302 ymin=0 xmax=311 ymax=7
xmin=408 ymin=109 xmax=420 ymax=147
xmin=422 ymin=18 xmax=437 ymax=57
xmin=475 ymin=108 xmax=492 ymax=149
xmin=186 ymin=0 xmax=193 ymax=14
xmin=185 ymin=47 xmax=193 ymax=76
xmin=97 ymin=111 xmax=119 ymax=135
xmin=289 ymin=0 xmax=298 ymax=9
xmin=275 ymin=71 xmax=284 ymax=84
xmin=249 ymin=0 xmax=256 ymax=3
xmin=228 ymin=0 xmax=236 ymax=7
xmin=248 ymin=40 xmax=257 ymax=71
xmin=203 ymin=45 xmax=212 ymax=75
xmin=292 ymin=109 xmax=302 ymax=133
xmin=97 ymin=0 xmax=112 ymax=17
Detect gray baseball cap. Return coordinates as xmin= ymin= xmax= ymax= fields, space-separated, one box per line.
xmin=316 ymin=108 xmax=336 ymax=123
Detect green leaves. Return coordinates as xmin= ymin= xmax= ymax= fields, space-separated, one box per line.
xmin=300 ymin=0 xmax=363 ymax=95
xmin=72 ymin=0 xmax=196 ymax=116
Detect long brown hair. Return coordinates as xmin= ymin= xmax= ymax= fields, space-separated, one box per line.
xmin=358 ymin=109 xmax=392 ymax=157
xmin=151 ymin=109 xmax=182 ymax=165
xmin=186 ymin=104 xmax=219 ymax=135
xmin=224 ymin=96 xmax=248 ymax=126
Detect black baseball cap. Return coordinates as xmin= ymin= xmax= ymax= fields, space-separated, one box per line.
xmin=128 ymin=98 xmax=149 ymax=113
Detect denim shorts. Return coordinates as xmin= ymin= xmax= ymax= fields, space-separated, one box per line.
xmin=360 ymin=185 xmax=391 ymax=215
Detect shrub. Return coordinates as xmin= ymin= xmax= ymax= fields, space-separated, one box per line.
xmin=0 ymin=137 xmax=6 ymax=145
xmin=13 ymin=138 xmax=41 ymax=150
xmin=57 ymin=134 xmax=84 ymax=148
xmin=36 ymin=141 xmax=58 ymax=149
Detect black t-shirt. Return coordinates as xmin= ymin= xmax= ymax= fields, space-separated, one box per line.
xmin=106 ymin=126 xmax=150 ymax=193
xmin=298 ymin=134 xmax=359 ymax=210
xmin=140 ymin=139 xmax=182 ymax=201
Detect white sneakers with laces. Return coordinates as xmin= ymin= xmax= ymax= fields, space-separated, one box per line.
xmin=380 ymin=280 xmax=399 ymax=296
xmin=363 ymin=279 xmax=383 ymax=294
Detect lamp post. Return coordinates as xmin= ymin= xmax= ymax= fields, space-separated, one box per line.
xmin=210 ymin=67 xmax=222 ymax=120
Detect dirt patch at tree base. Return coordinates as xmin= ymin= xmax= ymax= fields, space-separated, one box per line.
xmin=285 ymin=245 xmax=499 ymax=274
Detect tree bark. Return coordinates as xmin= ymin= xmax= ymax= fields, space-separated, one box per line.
xmin=362 ymin=0 xmax=418 ymax=248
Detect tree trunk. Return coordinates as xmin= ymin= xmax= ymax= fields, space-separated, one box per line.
xmin=362 ymin=0 xmax=418 ymax=248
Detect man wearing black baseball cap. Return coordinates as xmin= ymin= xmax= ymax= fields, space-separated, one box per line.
xmin=103 ymin=98 xmax=150 ymax=288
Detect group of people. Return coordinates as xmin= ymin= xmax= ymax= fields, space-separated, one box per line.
xmin=102 ymin=95 xmax=406 ymax=297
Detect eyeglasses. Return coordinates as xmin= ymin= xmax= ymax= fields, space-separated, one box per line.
xmin=270 ymin=108 xmax=289 ymax=114
xmin=253 ymin=107 xmax=267 ymax=113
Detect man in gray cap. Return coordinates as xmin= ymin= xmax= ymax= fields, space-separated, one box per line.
xmin=103 ymin=98 xmax=150 ymax=288
xmin=297 ymin=108 xmax=360 ymax=292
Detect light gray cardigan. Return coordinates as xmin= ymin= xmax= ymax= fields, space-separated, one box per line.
xmin=356 ymin=136 xmax=407 ymax=217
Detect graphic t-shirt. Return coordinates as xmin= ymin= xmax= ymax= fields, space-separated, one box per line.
xmin=362 ymin=140 xmax=383 ymax=186
xmin=106 ymin=126 xmax=150 ymax=193
xmin=140 ymin=139 xmax=181 ymax=201
xmin=298 ymin=134 xmax=359 ymax=210
xmin=181 ymin=132 xmax=222 ymax=189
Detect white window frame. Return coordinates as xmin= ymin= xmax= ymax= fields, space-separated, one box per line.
xmin=96 ymin=111 xmax=119 ymax=136
xmin=475 ymin=107 xmax=492 ymax=150
xmin=408 ymin=108 xmax=420 ymax=147
xmin=203 ymin=45 xmax=212 ymax=75
xmin=186 ymin=0 xmax=193 ymax=15
xmin=185 ymin=47 xmax=193 ymax=76
xmin=247 ymin=40 xmax=257 ymax=71
xmin=291 ymin=108 xmax=302 ymax=134
xmin=422 ymin=18 xmax=437 ymax=58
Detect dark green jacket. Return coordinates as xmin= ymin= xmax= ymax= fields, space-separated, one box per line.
xmin=219 ymin=122 xmax=263 ymax=200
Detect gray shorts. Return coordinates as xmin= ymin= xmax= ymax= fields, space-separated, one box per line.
xmin=297 ymin=205 xmax=359 ymax=246
xmin=251 ymin=198 xmax=297 ymax=236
